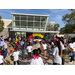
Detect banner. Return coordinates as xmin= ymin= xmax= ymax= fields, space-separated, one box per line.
xmin=29 ymin=34 xmax=44 ymax=39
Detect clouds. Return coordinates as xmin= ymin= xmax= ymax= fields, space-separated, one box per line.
xmin=0 ymin=9 xmax=71 ymax=27
xmin=0 ymin=9 xmax=13 ymax=13
xmin=49 ymin=9 xmax=59 ymax=13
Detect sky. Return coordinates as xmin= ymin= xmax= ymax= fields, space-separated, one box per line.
xmin=0 ymin=9 xmax=72 ymax=29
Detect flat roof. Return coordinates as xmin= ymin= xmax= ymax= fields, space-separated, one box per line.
xmin=11 ymin=13 xmax=49 ymax=17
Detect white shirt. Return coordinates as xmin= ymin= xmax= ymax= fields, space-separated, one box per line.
xmin=27 ymin=46 xmax=32 ymax=53
xmin=36 ymin=44 xmax=40 ymax=48
xmin=60 ymin=41 xmax=65 ymax=50
xmin=3 ymin=42 xmax=7 ymax=48
xmin=72 ymin=42 xmax=75 ymax=51
xmin=51 ymin=42 xmax=54 ymax=46
xmin=42 ymin=44 xmax=47 ymax=50
xmin=30 ymin=57 xmax=44 ymax=65
xmin=0 ymin=55 xmax=4 ymax=64
xmin=12 ymin=51 xmax=19 ymax=61
xmin=68 ymin=43 xmax=74 ymax=55
xmin=68 ymin=43 xmax=73 ymax=49
xmin=52 ymin=47 xmax=62 ymax=64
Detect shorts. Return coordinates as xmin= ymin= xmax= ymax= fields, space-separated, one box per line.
xmin=28 ymin=52 xmax=31 ymax=53
xmin=44 ymin=49 xmax=47 ymax=51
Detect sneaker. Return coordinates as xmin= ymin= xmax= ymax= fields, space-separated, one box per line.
xmin=22 ymin=59 xmax=25 ymax=61
xmin=68 ymin=61 xmax=73 ymax=64
xmin=24 ymin=57 xmax=26 ymax=59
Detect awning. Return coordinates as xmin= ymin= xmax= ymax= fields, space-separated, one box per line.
xmin=10 ymin=29 xmax=60 ymax=33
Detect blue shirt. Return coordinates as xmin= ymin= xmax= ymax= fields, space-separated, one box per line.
xmin=0 ymin=41 xmax=4 ymax=46
xmin=0 ymin=38 xmax=3 ymax=41
xmin=20 ymin=41 xmax=24 ymax=46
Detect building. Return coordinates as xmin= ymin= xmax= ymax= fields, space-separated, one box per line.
xmin=0 ymin=13 xmax=59 ymax=40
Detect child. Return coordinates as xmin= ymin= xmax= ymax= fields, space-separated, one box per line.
xmin=12 ymin=48 xmax=20 ymax=65
xmin=26 ymin=42 xmax=32 ymax=60
xmin=0 ymin=49 xmax=7 ymax=65
xmin=36 ymin=41 xmax=41 ymax=49
xmin=42 ymin=40 xmax=50 ymax=57
xmin=44 ymin=38 xmax=62 ymax=65
xmin=30 ymin=49 xmax=44 ymax=65
xmin=3 ymin=39 xmax=8 ymax=59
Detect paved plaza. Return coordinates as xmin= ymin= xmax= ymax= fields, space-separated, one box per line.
xmin=4 ymin=44 xmax=75 ymax=65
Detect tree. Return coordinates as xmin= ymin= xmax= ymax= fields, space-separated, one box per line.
xmin=62 ymin=9 xmax=75 ymax=33
xmin=0 ymin=16 xmax=4 ymax=32
xmin=54 ymin=23 xmax=60 ymax=31
xmin=64 ymin=24 xmax=74 ymax=33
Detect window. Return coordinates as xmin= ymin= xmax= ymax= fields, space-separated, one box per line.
xmin=33 ymin=22 xmax=40 ymax=30
xmin=21 ymin=15 xmax=27 ymax=20
xmin=28 ymin=16 xmax=34 ymax=21
xmin=28 ymin=22 xmax=33 ymax=28
xmin=41 ymin=16 xmax=47 ymax=21
xmin=41 ymin=21 xmax=46 ymax=28
xmin=13 ymin=21 xmax=20 ymax=27
xmin=21 ymin=21 xmax=27 ymax=28
xmin=35 ymin=16 xmax=40 ymax=21
xmin=13 ymin=15 xmax=20 ymax=20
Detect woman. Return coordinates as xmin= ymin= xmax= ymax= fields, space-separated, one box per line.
xmin=44 ymin=38 xmax=62 ymax=65
xmin=58 ymin=37 xmax=66 ymax=65
xmin=42 ymin=40 xmax=50 ymax=57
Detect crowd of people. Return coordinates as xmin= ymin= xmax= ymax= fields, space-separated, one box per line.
xmin=0 ymin=35 xmax=75 ymax=65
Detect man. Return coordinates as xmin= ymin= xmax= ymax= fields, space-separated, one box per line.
xmin=0 ymin=36 xmax=4 ymax=55
xmin=3 ymin=39 xmax=8 ymax=59
xmin=21 ymin=40 xmax=27 ymax=61
xmin=0 ymin=36 xmax=3 ymax=41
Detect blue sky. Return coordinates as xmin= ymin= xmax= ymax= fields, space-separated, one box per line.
xmin=0 ymin=9 xmax=72 ymax=29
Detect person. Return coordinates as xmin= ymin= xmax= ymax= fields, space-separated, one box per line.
xmin=9 ymin=37 xmax=11 ymax=42
xmin=18 ymin=36 xmax=21 ymax=42
xmin=0 ymin=39 xmax=4 ymax=52
xmin=36 ymin=41 xmax=41 ymax=49
xmin=7 ymin=42 xmax=14 ymax=55
xmin=42 ymin=40 xmax=50 ymax=57
xmin=30 ymin=49 xmax=44 ymax=65
xmin=12 ymin=47 xmax=20 ymax=65
xmin=26 ymin=42 xmax=32 ymax=60
xmin=0 ymin=36 xmax=3 ymax=41
xmin=30 ymin=38 xmax=33 ymax=45
xmin=67 ymin=39 xmax=75 ymax=63
xmin=44 ymin=38 xmax=62 ymax=65
xmin=3 ymin=39 xmax=8 ymax=59
xmin=58 ymin=37 xmax=66 ymax=65
xmin=22 ymin=40 xmax=27 ymax=61
xmin=20 ymin=40 xmax=25 ymax=61
xmin=51 ymin=40 xmax=54 ymax=49
xmin=0 ymin=49 xmax=7 ymax=65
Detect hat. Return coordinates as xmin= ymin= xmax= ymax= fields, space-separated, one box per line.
xmin=37 ymin=41 xmax=39 ymax=44
xmin=42 ymin=40 xmax=45 ymax=42
xmin=54 ymin=38 xmax=59 ymax=42
xmin=68 ymin=40 xmax=72 ymax=42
